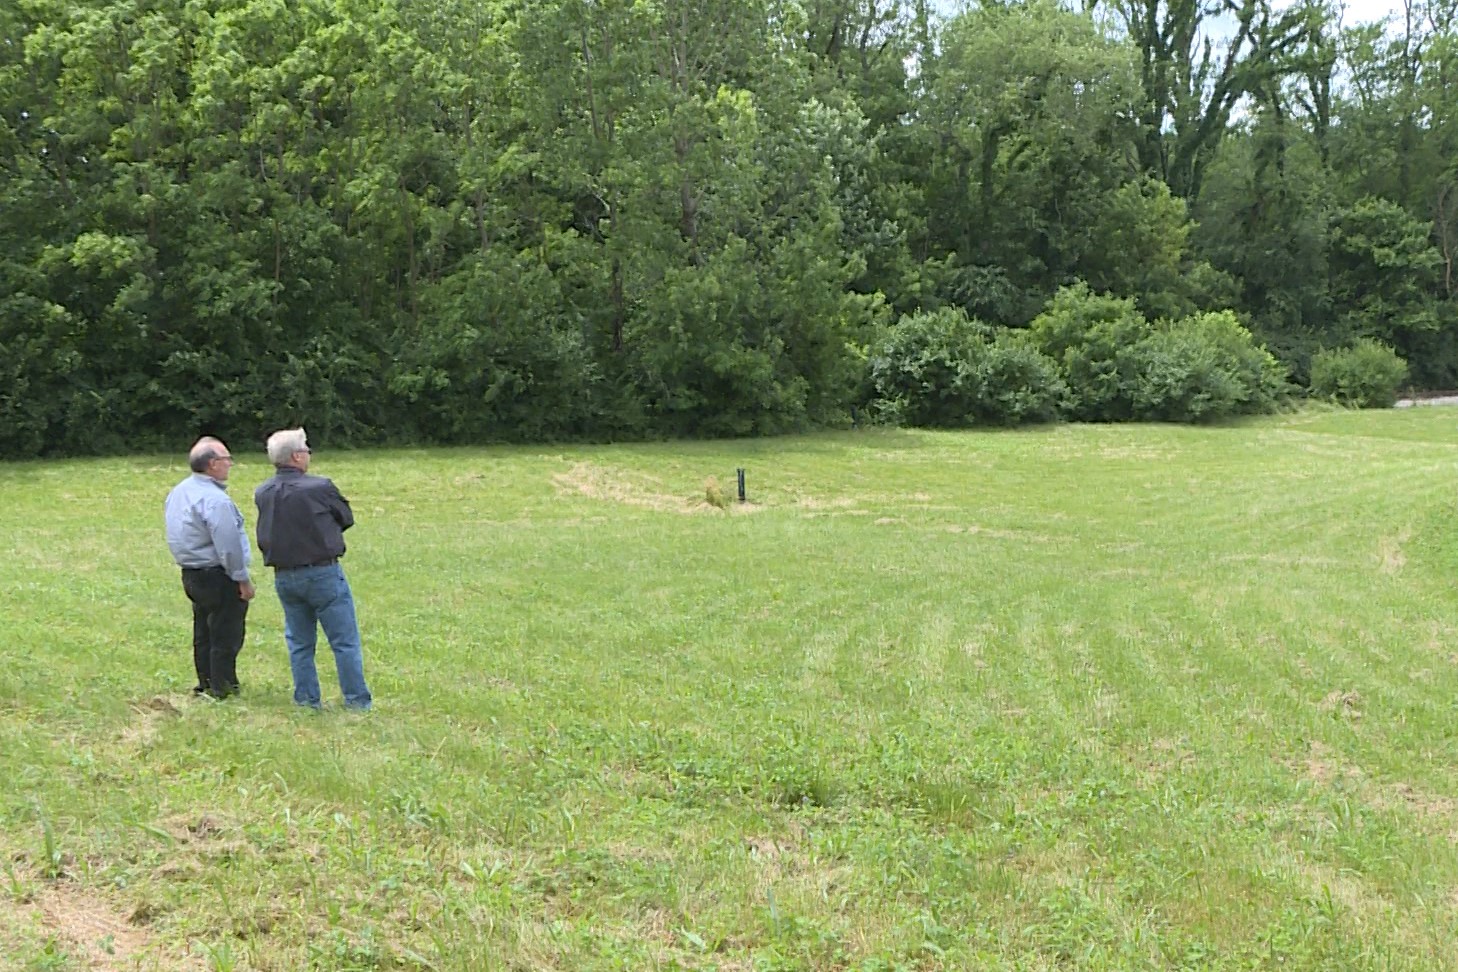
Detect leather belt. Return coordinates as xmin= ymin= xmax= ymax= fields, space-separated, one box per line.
xmin=277 ymin=557 xmax=338 ymax=570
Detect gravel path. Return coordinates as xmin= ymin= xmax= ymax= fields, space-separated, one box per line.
xmin=1395 ymin=395 xmax=1458 ymax=407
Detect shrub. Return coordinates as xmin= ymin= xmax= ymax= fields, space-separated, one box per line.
xmin=869 ymin=308 xmax=1064 ymax=427
xmin=1118 ymin=327 xmax=1241 ymax=422
xmin=1029 ymin=286 xmax=1287 ymax=423
xmin=1176 ymin=311 xmax=1289 ymax=414
xmin=978 ymin=334 xmax=1069 ymax=425
xmin=1309 ymin=339 xmax=1408 ymax=408
xmin=1027 ymin=283 xmax=1150 ymax=422
xmin=1117 ymin=312 xmax=1288 ymax=422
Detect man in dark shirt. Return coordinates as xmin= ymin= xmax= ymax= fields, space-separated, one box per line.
xmin=255 ymin=428 xmax=373 ymax=711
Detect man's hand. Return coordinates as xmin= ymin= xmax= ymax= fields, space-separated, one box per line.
xmin=239 ymin=581 xmax=256 ymax=601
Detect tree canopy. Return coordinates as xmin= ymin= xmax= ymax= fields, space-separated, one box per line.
xmin=1 ymin=0 xmax=1452 ymax=455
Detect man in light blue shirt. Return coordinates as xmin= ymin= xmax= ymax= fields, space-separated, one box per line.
xmin=164 ymin=436 xmax=255 ymax=698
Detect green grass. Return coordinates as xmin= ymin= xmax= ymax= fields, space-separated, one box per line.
xmin=4 ymin=409 xmax=1458 ymax=970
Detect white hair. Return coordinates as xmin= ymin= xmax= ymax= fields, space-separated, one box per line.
xmin=266 ymin=428 xmax=308 ymax=466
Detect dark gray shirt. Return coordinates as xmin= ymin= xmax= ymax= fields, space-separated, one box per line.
xmin=254 ymin=467 xmax=353 ymax=568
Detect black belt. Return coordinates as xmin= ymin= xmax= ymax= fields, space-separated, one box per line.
xmin=276 ymin=557 xmax=338 ymax=570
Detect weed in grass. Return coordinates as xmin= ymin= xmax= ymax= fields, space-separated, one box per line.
xmin=705 ymin=476 xmax=728 ymax=509
xmin=35 ymin=807 xmax=64 ymax=879
xmin=201 ymin=939 xmax=238 ymax=972
xmin=4 ymin=862 xmax=35 ymax=903
xmin=21 ymin=938 xmax=73 ymax=972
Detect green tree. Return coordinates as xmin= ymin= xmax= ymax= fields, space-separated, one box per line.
xmin=1103 ymin=0 xmax=1317 ymax=200
xmin=924 ymin=1 xmax=1151 ymax=322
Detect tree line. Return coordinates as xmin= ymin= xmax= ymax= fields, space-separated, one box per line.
xmin=1 ymin=0 xmax=1453 ymax=457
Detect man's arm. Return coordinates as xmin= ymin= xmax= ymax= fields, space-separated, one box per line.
xmin=253 ymin=483 xmax=273 ymax=561
xmin=326 ymin=482 xmax=355 ymax=532
xmin=203 ymin=494 xmax=253 ymax=585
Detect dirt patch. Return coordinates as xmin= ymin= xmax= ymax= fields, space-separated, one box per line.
xmin=121 ymin=695 xmax=184 ymax=747
xmin=1298 ymin=740 xmax=1363 ymax=786
xmin=552 ymin=463 xmax=760 ymax=515
xmin=1318 ymin=690 xmax=1363 ymax=720
xmin=1386 ymin=782 xmax=1458 ymax=819
xmin=745 ymin=834 xmax=794 ymax=860
xmin=40 ymin=885 xmax=153 ymax=967
xmin=0 ymin=873 xmax=200 ymax=971
xmin=943 ymin=524 xmax=1055 ymax=543
xmin=1377 ymin=531 xmax=1409 ymax=574
xmin=794 ymin=496 xmax=857 ymax=511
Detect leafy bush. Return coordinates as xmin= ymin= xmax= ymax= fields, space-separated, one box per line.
xmin=391 ymin=254 xmax=600 ymax=443
xmin=1309 ymin=339 xmax=1408 ymax=408
xmin=0 ymin=290 xmax=77 ymax=458
xmin=869 ymin=308 xmax=1065 ymax=426
xmin=979 ymin=333 xmax=1069 ymax=424
xmin=1028 ymin=283 xmax=1150 ymax=421
xmin=1176 ymin=311 xmax=1290 ymax=414
xmin=1030 ymin=286 xmax=1287 ymax=423
xmin=1117 ymin=312 xmax=1288 ymax=422
xmin=1118 ymin=327 xmax=1241 ymax=422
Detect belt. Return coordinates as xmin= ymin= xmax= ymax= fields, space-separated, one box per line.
xmin=276 ymin=557 xmax=338 ymax=571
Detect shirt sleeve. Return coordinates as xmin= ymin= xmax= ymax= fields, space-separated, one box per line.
xmin=327 ymin=482 xmax=355 ymax=532
xmin=204 ymin=494 xmax=252 ymax=583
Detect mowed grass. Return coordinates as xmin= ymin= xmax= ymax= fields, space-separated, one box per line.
xmin=4 ymin=409 xmax=1458 ymax=970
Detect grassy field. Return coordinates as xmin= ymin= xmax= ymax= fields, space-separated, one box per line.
xmin=4 ymin=409 xmax=1458 ymax=971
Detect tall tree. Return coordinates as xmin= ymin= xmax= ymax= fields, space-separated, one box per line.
xmin=924 ymin=0 xmax=1156 ymax=322
xmin=1105 ymin=0 xmax=1314 ymax=199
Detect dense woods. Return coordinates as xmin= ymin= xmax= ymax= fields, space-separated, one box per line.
xmin=2 ymin=0 xmax=1454 ymax=456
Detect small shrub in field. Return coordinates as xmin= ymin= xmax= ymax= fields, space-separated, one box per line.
xmin=1177 ymin=310 xmax=1289 ymax=414
xmin=1309 ymin=339 xmax=1408 ymax=408
xmin=705 ymin=477 xmax=728 ymax=509
xmin=869 ymin=309 xmax=1063 ymax=427
xmin=869 ymin=308 xmax=990 ymax=427
xmin=1118 ymin=328 xmax=1240 ymax=422
xmin=1030 ymin=286 xmax=1286 ymax=423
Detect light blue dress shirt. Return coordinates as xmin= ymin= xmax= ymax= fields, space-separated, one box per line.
xmin=164 ymin=473 xmax=253 ymax=582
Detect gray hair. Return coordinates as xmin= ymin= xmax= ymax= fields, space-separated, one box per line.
xmin=188 ymin=437 xmax=226 ymax=473
xmin=266 ymin=428 xmax=309 ymax=466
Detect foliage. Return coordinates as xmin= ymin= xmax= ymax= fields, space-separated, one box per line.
xmin=1118 ymin=312 xmax=1290 ymax=422
xmin=391 ymin=252 xmax=600 ymax=443
xmin=1028 ymin=284 xmax=1151 ymax=422
xmin=1029 ymin=286 xmax=1288 ymax=423
xmin=1079 ymin=178 xmax=1197 ymax=320
xmin=1191 ymin=120 xmax=1334 ymax=384
xmin=3 ymin=0 xmax=1458 ymax=456
xmin=923 ymin=0 xmax=1148 ymax=319
xmin=1328 ymin=196 xmax=1445 ymax=353
xmin=1308 ymin=338 xmax=1409 ymax=408
xmin=869 ymin=308 xmax=1065 ymax=427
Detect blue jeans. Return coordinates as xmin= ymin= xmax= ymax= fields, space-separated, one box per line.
xmin=272 ymin=563 xmax=372 ymax=710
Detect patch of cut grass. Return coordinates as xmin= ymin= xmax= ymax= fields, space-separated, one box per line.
xmin=4 ymin=410 xmax=1458 ymax=969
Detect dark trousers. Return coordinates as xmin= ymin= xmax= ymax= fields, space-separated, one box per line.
xmin=180 ymin=567 xmax=248 ymax=696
